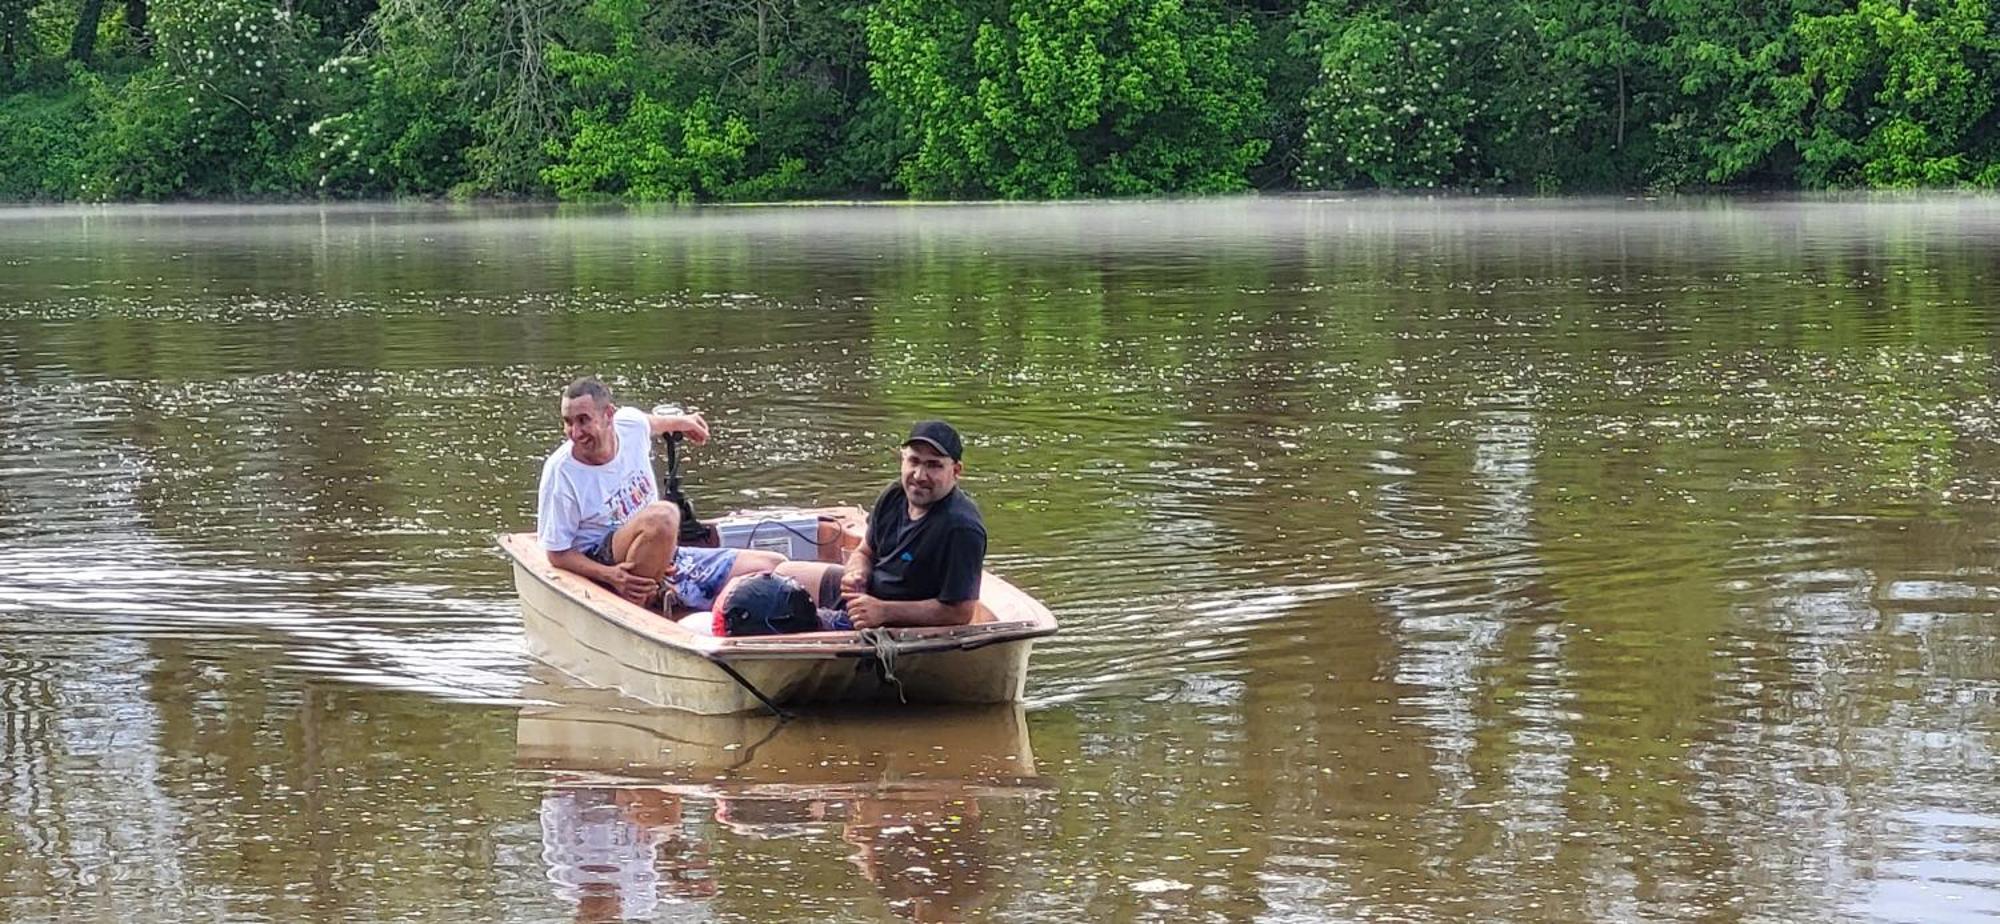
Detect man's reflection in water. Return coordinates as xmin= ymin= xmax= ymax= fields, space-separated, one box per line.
xmin=844 ymin=790 xmax=993 ymax=923
xmin=714 ymin=794 xmax=833 ymax=839
xmin=540 ymin=786 xmax=715 ymax=922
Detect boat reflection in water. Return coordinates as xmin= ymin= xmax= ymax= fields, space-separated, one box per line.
xmin=518 ymin=674 xmax=1047 ymax=921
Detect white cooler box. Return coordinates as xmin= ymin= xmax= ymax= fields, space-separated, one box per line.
xmin=714 ymin=513 xmax=825 ymax=561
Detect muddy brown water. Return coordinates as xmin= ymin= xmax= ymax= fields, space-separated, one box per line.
xmin=1 ymin=198 xmax=1997 ymax=922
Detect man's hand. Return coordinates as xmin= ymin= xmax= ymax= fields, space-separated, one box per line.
xmin=838 ymin=592 xmax=973 ymax=629
xmin=842 ymin=591 xmax=887 ymax=629
xmin=647 ymin=408 xmax=710 ymax=444
xmin=672 ymin=412 xmax=710 ymax=444
xmin=606 ymin=561 xmax=660 ymax=604
xmin=841 ymin=541 xmax=872 ymax=597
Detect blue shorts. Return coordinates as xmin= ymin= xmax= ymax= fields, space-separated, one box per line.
xmin=668 ymin=546 xmax=737 ymax=611
xmin=580 ymin=542 xmax=738 ymax=611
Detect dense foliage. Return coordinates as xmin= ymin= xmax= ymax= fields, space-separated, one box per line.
xmin=1 ymin=0 xmax=1997 ymax=200
xmin=864 ymin=0 xmax=1268 ymax=197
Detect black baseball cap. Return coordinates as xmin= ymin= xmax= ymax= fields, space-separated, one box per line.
xmin=903 ymin=420 xmax=963 ymax=461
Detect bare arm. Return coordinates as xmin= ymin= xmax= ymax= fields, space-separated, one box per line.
xmin=880 ymin=598 xmax=976 ymax=627
xmin=548 ymin=547 xmax=656 ymax=604
xmin=840 ymin=538 xmax=873 ymax=594
xmin=842 ymin=593 xmax=976 ymax=628
xmin=644 ymin=410 xmax=709 ymax=443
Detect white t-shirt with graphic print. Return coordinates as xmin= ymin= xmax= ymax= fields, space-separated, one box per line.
xmin=537 ymin=406 xmax=658 ymax=554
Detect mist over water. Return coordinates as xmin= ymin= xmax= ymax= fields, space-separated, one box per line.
xmin=2 ymin=197 xmax=1997 ymax=922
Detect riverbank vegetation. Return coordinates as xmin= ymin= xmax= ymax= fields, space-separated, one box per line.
xmin=2 ymin=0 xmax=1997 ymax=201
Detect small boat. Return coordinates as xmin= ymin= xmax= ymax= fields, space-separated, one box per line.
xmin=498 ymin=505 xmax=1057 ymax=715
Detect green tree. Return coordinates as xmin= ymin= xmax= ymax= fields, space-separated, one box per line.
xmin=0 ymin=84 xmax=92 ymax=197
xmin=1296 ymin=6 xmax=1475 ymax=188
xmin=535 ymin=0 xmax=873 ymax=200
xmin=544 ymin=93 xmax=789 ymax=200
xmin=68 ymin=0 xmax=106 ymax=62
xmin=465 ymin=0 xmax=572 ymax=193
xmin=1792 ymin=0 xmax=2000 ymax=187
xmin=1502 ymin=0 xmax=1647 ymax=189
xmin=1294 ymin=0 xmax=1641 ymax=192
xmin=8 ymin=0 xmax=2000 ymax=199
xmin=540 ymin=0 xmax=766 ymax=200
xmin=307 ymin=0 xmax=479 ymax=196
xmin=124 ymin=0 xmax=149 ymax=55
xmin=866 ymin=0 xmax=1268 ymax=197
xmin=0 ymin=0 xmax=31 ymax=84
xmin=87 ymin=0 xmax=320 ymax=198
xmin=1643 ymin=0 xmax=1824 ymax=188
xmin=1242 ymin=0 xmax=1315 ymax=189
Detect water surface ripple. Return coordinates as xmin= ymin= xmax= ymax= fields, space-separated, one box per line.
xmin=1 ymin=198 xmax=1997 ymax=922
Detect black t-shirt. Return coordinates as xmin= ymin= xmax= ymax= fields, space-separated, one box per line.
xmin=865 ymin=481 xmax=987 ymax=604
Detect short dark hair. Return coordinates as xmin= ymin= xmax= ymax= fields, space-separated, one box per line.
xmin=563 ymin=377 xmax=613 ymax=406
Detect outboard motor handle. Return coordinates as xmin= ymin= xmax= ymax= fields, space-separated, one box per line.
xmin=652 ymin=404 xmax=714 ymax=546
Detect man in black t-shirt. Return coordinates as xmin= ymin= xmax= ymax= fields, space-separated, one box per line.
xmin=839 ymin=420 xmax=988 ymax=628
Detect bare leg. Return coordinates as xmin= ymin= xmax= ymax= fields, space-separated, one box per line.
xmin=609 ymin=501 xmax=681 ymax=584
xmin=724 ymin=549 xmax=787 ymax=583
xmin=773 ymin=560 xmax=842 ymax=606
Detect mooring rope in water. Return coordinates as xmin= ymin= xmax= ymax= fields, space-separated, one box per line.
xmin=858 ymin=627 xmax=908 ymax=703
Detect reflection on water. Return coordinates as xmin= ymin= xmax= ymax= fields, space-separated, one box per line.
xmin=845 ymin=790 xmax=993 ymax=923
xmin=539 ymin=788 xmax=712 ymax=921
xmin=519 ymin=684 xmax=1041 ymax=921
xmin=2 ymin=198 xmax=1999 ymax=921
xmin=532 ymin=781 xmax=1000 ymax=923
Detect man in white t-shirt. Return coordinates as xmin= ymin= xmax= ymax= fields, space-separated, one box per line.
xmin=537 ymin=377 xmax=783 ymax=611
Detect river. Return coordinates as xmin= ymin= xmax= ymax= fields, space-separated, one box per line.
xmin=1 ymin=198 xmax=1996 ymax=922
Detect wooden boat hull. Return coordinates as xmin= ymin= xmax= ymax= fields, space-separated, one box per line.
xmin=514 ymin=569 xmax=1037 ymax=713
xmin=501 ymin=507 xmax=1056 ymax=715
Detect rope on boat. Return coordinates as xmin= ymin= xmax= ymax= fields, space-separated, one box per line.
xmin=858 ymin=628 xmax=908 ymax=703
xmin=712 ymin=628 xmax=915 ymax=714
xmin=707 ymin=657 xmax=791 ymax=719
